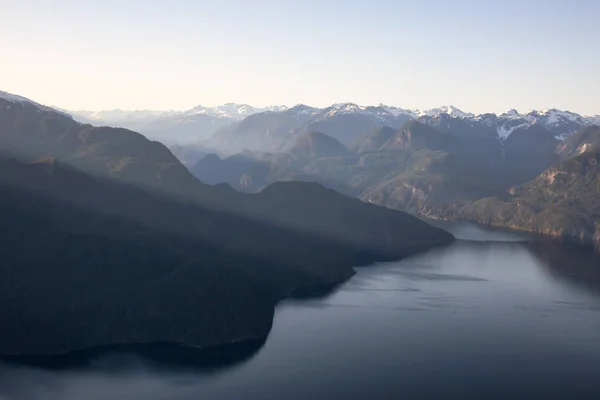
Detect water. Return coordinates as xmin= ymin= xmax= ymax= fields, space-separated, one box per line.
xmin=2 ymin=222 xmax=600 ymax=399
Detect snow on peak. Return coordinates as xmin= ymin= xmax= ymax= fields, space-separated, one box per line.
xmin=0 ymin=89 xmax=72 ymax=118
xmin=266 ymin=105 xmax=289 ymax=113
xmin=500 ymin=109 xmax=521 ymax=118
xmin=289 ymin=104 xmax=320 ymax=116
xmin=185 ymin=103 xmax=288 ymax=119
xmin=418 ymin=105 xmax=474 ymax=119
xmin=0 ymin=90 xmax=35 ymax=104
xmin=378 ymin=104 xmax=417 ymax=118
xmin=497 ymin=122 xmax=529 ymax=140
xmin=323 ymin=103 xmax=418 ymax=121
xmin=522 ymin=108 xmax=586 ymax=129
xmin=1 ymin=90 xmax=48 ymax=110
xmin=329 ymin=103 xmax=366 ymax=114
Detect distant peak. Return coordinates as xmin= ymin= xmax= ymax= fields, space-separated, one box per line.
xmin=418 ymin=105 xmax=473 ymax=119
xmin=501 ymin=109 xmax=521 ymax=117
xmin=331 ymin=102 xmax=361 ymax=109
xmin=289 ymin=104 xmax=319 ymax=116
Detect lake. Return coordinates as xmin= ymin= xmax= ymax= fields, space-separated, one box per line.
xmin=2 ymin=222 xmax=600 ymax=399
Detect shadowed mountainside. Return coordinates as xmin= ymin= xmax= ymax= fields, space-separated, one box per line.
xmin=458 ymin=152 xmax=600 ymax=244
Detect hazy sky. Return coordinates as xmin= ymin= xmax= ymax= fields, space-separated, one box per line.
xmin=1 ymin=0 xmax=599 ymax=114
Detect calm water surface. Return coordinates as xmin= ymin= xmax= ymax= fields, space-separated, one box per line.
xmin=2 ymin=222 xmax=600 ymax=399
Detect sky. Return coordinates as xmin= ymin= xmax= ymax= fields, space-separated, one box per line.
xmin=1 ymin=0 xmax=599 ymax=114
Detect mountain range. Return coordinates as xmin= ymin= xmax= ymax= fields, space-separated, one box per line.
xmin=66 ymin=101 xmax=600 ymax=153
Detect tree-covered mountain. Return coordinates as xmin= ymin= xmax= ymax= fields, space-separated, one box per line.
xmin=203 ymin=103 xmax=413 ymax=155
xmin=190 ymin=151 xmax=276 ymax=189
xmin=457 ymin=152 xmax=600 ymax=244
xmin=285 ymin=131 xmax=349 ymax=159
xmin=0 ymin=156 xmax=453 ymax=356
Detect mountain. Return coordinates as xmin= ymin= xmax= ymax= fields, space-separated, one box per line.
xmin=417 ymin=105 xmax=474 ymax=119
xmin=203 ymin=105 xmax=321 ymax=154
xmin=0 ymin=163 xmax=278 ymax=355
xmin=503 ymin=124 xmax=560 ymax=156
xmin=351 ymin=120 xmax=504 ymax=161
xmin=458 ymin=152 xmax=600 ymax=244
xmin=286 ymin=132 xmax=349 ymax=159
xmin=302 ymin=103 xmax=412 ymax=144
xmin=353 ymin=120 xmax=453 ymax=153
xmin=67 ymin=104 xmax=288 ymax=145
xmin=523 ymin=109 xmax=591 ymax=139
xmin=557 ymin=126 xmax=600 ymax=158
xmin=0 ymin=91 xmax=205 ymax=201
xmin=190 ymin=151 xmax=274 ymax=189
xmin=204 ymin=103 xmax=414 ymax=155
xmin=414 ymin=107 xmax=598 ymax=143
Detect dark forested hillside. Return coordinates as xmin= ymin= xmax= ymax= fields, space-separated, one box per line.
xmin=0 ymin=156 xmax=453 ymax=356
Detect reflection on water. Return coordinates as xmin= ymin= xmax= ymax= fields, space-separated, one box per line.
xmin=1 ymin=339 xmax=266 ymax=373
xmin=2 ymin=222 xmax=600 ymax=400
xmin=526 ymin=241 xmax=600 ymax=298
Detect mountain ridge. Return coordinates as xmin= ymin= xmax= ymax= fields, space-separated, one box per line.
xmin=63 ymin=99 xmax=599 ymax=125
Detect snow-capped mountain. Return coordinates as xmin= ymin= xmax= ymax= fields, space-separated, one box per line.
xmin=183 ymin=103 xmax=288 ymax=120
xmin=1 ymin=90 xmax=73 ymax=118
xmin=320 ymin=103 xmax=475 ymax=120
xmin=417 ymin=105 xmax=475 ymax=119
xmin=468 ymin=108 xmax=596 ymax=140
xmin=319 ymin=103 xmax=410 ymax=127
